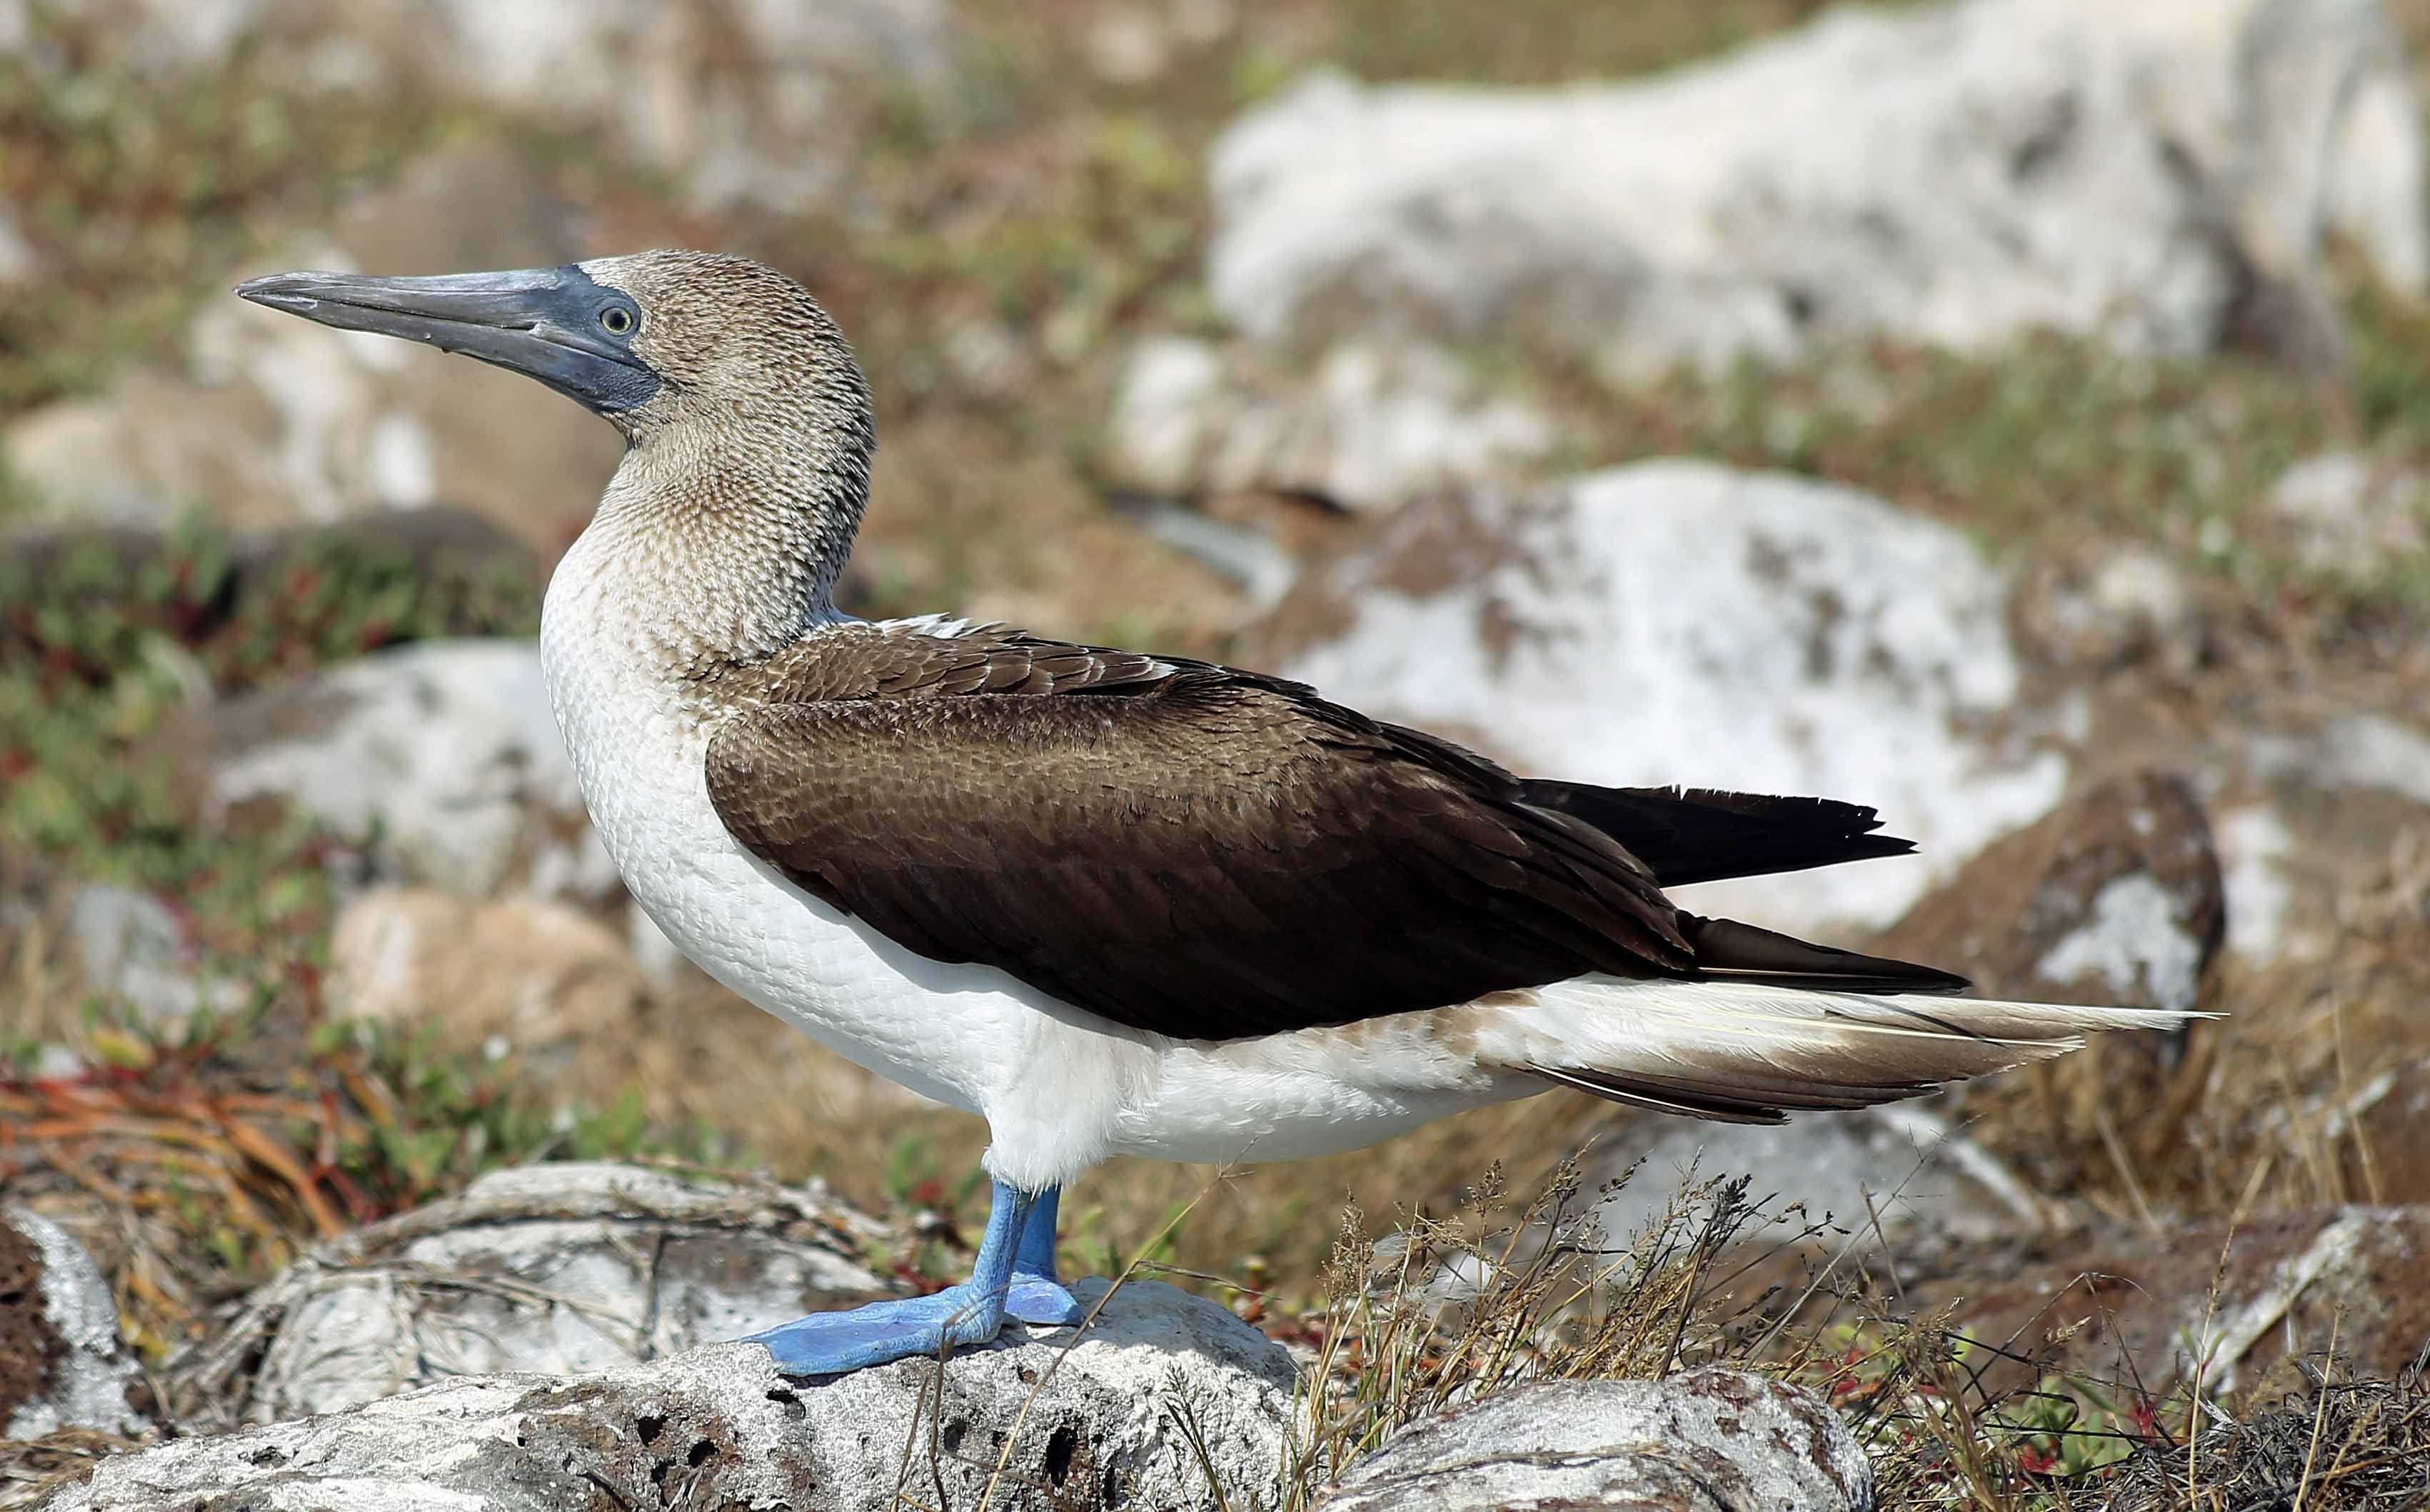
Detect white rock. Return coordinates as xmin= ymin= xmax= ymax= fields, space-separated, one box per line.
xmin=0 ymin=206 xmax=39 ymax=286
xmin=1083 ymin=4 xmax=1173 ymax=84
xmin=2 ymin=401 xmax=155 ymax=523
xmin=69 ymin=1272 xmax=1291 ymax=1511
xmin=202 ymin=640 xmax=616 ymax=902
xmin=252 ymin=1164 xmax=890 ymax=1420
xmin=2229 ymin=714 xmax=2430 ymax=962
xmin=2215 ymin=802 xmax=2300 ymax=961
xmin=4 ymin=1207 xmax=149 ymax=1440
xmin=438 ymin=0 xmax=957 ymax=218
xmin=4 ymin=0 xmax=957 ymax=221
xmin=1269 ymin=461 xmax=2064 ymax=932
xmin=2268 ymin=450 xmax=2429 ymax=580
xmin=2319 ymin=714 xmax=2430 ymax=807
xmin=939 ymin=318 xmax=1037 ymax=400
xmin=1110 ymin=336 xmax=1562 ymax=511
xmin=1595 ymin=1104 xmax=2053 ymax=1251
xmin=66 ymin=884 xmax=244 ymax=1027
xmin=2034 ymin=874 xmax=2207 ymax=1018
xmin=2027 ymin=544 xmax=2196 ymax=669
xmin=1314 ymin=1369 xmax=1870 ymax=1512
xmin=1206 ymin=0 xmax=2427 ymax=377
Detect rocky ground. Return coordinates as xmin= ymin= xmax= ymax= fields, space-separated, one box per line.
xmin=6 ymin=0 xmax=2430 ymax=1506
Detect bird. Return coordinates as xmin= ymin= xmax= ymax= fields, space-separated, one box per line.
xmin=236 ymin=251 xmax=2190 ymax=1378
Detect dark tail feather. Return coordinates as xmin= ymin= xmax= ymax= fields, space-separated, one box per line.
xmin=1517 ymin=782 xmax=1917 ymax=888
xmin=1679 ymin=913 xmax=1971 ymax=994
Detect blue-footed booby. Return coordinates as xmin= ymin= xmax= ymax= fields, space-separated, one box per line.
xmin=236 ymin=252 xmax=2189 ymax=1377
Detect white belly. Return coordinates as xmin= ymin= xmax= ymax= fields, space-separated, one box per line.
xmin=538 ymin=578 xmax=1532 ymax=1188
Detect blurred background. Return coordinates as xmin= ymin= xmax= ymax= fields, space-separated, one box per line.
xmin=4 ymin=0 xmax=2430 ymax=1469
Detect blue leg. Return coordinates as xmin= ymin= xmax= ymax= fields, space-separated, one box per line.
xmin=1005 ymin=1184 xmax=1084 ymax=1327
xmin=747 ymin=1178 xmax=1036 ymax=1376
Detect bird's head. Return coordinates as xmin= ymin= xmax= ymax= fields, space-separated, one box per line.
xmin=234 ymin=250 xmax=873 ymax=458
xmin=238 ymin=250 xmax=879 ymax=645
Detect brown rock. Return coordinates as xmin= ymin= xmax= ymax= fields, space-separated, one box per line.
xmin=1912 ymin=1206 xmax=2430 ymax=1400
xmin=1870 ymin=770 xmax=2226 ymax=1199
xmin=1874 ymin=768 xmax=2224 ymax=1016
xmin=328 ymin=887 xmax=647 ymax=1076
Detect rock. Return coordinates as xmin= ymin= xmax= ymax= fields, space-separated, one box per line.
xmin=241 ymin=1164 xmax=892 ymax=1421
xmin=2015 ymin=545 xmax=2200 ymax=673
xmin=79 ymin=1204 xmax=1292 ymax=1509
xmin=1252 ymin=461 xmax=2064 ymax=933
xmin=1874 ymin=770 xmax=2224 ymax=1018
xmin=1912 ymin=1206 xmax=2430 ymax=1398
xmin=1314 ymin=1369 xmax=1870 ymax=1512
xmin=0 ymin=848 xmax=239 ymax=1029
xmin=1205 ymin=0 xmax=2426 ymax=379
xmin=2228 ymin=713 xmax=2430 ymax=962
xmin=1108 ymin=336 xmax=1562 ymax=512
xmin=1594 ymin=1104 xmax=2057 ymax=1253
xmin=194 ymin=640 xmax=615 ymax=902
xmin=5 ymin=1 xmax=957 ymax=221
xmin=938 ymin=317 xmax=1040 ymax=403
xmin=2214 ymin=800 xmax=2304 ymax=962
xmin=1862 ymin=772 xmax=2224 ymax=1199
xmin=326 ymin=887 xmax=649 ymax=1076
xmin=1117 ymin=498 xmax=1304 ymax=615
xmin=2269 ymin=450 xmax=2429 ymax=583
xmin=1 ymin=1206 xmax=149 ymax=1440
xmin=1083 ymin=4 xmax=1175 ymax=85
xmin=4 ymin=148 xmax=626 ymax=542
xmin=0 ymin=205 xmax=41 ymax=288
xmin=64 ymin=884 xmax=245 ymax=1029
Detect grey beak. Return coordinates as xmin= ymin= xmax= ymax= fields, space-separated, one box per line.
xmin=234 ymin=264 xmax=660 ymax=415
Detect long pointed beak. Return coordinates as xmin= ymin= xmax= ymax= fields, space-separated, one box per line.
xmin=234 ymin=265 xmax=659 ymax=415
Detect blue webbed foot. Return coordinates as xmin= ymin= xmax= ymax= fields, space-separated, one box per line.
xmin=746 ymin=1175 xmax=1093 ymax=1374
xmin=1004 ymin=1270 xmax=1085 ymax=1328
xmin=746 ymin=1283 xmax=1009 ymax=1376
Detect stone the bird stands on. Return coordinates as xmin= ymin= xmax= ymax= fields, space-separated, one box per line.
xmin=236 ymin=253 xmax=2191 ymax=1376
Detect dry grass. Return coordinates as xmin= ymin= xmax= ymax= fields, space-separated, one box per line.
xmin=1928 ymin=823 xmax=2430 ymax=1224
xmin=1274 ymin=1158 xmax=1792 ymax=1507
xmin=2107 ymin=1360 xmax=2430 ymax=1512
xmin=1252 ymin=1154 xmax=2430 ymax=1512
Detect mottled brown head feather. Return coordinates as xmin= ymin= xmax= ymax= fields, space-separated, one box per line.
xmin=566 ymin=251 xmax=878 ymax=670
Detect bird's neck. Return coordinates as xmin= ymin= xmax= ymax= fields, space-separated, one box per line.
xmin=571 ymin=424 xmax=870 ymax=680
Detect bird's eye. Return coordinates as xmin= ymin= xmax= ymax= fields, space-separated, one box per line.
xmin=601 ymin=306 xmax=636 ymax=336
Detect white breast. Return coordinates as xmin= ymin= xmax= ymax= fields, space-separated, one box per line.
xmin=536 ymin=538 xmax=1533 ymax=1189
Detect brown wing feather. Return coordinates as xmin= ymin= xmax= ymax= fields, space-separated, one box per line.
xmin=706 ymin=643 xmax=1692 ymax=1040
xmin=705 ymin=625 xmax=1964 ymax=1040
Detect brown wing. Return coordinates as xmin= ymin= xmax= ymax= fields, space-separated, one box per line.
xmin=703 ymin=656 xmax=1696 ymax=1040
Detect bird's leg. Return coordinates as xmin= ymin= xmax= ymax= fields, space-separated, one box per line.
xmin=746 ymin=1178 xmax=1035 ymax=1376
xmin=1004 ymin=1184 xmax=1085 ymax=1327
